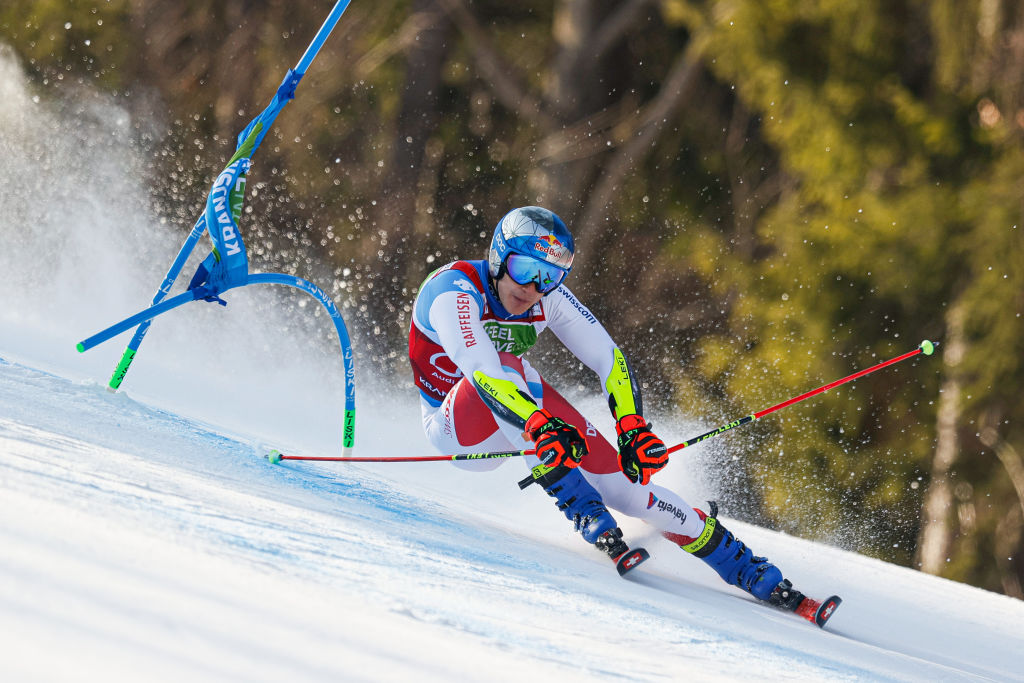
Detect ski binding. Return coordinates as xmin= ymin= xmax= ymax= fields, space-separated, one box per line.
xmin=595 ymin=527 xmax=650 ymax=576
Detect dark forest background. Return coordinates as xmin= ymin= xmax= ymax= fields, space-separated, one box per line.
xmin=3 ymin=0 xmax=1023 ymax=598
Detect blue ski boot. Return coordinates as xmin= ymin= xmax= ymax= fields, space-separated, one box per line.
xmin=679 ymin=502 xmax=784 ymax=601
xmin=528 ymin=464 xmax=650 ymax=575
xmin=533 ymin=465 xmax=617 ymax=543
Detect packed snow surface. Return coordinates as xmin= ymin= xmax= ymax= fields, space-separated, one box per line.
xmin=1 ymin=355 xmax=1022 ymax=682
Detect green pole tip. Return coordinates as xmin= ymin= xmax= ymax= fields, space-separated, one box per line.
xmin=267 ymin=450 xmax=282 ymax=464
xmin=919 ymin=340 xmax=935 ymax=356
xmin=76 ymin=342 xmax=85 ymax=353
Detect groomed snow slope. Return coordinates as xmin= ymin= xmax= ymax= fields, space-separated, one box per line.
xmin=1 ymin=356 xmax=1022 ymax=682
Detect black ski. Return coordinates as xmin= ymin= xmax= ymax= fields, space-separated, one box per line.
xmin=769 ymin=579 xmax=842 ymax=628
xmin=614 ymin=546 xmax=651 ymax=576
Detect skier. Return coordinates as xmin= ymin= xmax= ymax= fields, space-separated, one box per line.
xmin=408 ymin=206 xmax=808 ymax=611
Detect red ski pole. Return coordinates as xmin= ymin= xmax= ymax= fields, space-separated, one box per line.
xmin=664 ymin=340 xmax=936 ymax=456
xmin=269 ymin=341 xmax=935 ymax=467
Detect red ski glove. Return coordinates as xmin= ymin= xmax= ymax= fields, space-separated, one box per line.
xmin=524 ymin=409 xmax=588 ymax=468
xmin=616 ymin=414 xmax=668 ymax=485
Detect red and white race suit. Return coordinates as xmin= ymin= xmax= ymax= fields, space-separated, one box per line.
xmin=408 ymin=259 xmax=705 ymax=539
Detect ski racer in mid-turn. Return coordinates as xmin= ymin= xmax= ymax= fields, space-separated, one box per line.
xmin=408 ymin=206 xmax=833 ymax=622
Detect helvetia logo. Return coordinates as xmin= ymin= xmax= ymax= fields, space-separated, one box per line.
xmin=647 ymin=492 xmax=658 ymax=509
xmin=656 ymin=499 xmax=688 ymax=524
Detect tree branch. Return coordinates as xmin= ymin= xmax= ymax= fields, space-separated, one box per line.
xmin=980 ymin=417 xmax=1024 ymax=523
xmin=437 ymin=0 xmax=557 ymax=130
xmin=574 ymin=43 xmax=703 ymax=253
xmin=589 ymin=0 xmax=658 ymax=63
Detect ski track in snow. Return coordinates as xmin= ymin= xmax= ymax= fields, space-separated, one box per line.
xmin=2 ymin=357 xmax=1023 ymax=682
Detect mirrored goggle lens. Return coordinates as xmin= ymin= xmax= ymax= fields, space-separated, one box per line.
xmin=504 ymin=253 xmax=566 ymax=293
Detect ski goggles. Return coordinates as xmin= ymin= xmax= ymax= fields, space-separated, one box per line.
xmin=503 ymin=252 xmax=568 ymax=294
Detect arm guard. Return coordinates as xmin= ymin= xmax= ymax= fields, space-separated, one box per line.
xmin=472 ymin=370 xmax=540 ymax=429
xmin=604 ymin=347 xmax=643 ymax=420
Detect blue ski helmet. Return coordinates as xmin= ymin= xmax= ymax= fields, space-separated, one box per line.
xmin=487 ymin=206 xmax=574 ymax=293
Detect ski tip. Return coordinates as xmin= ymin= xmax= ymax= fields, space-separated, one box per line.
xmin=814 ymin=595 xmax=842 ymax=628
xmin=266 ymin=450 xmax=282 ymax=464
xmin=615 ymin=547 xmax=650 ymax=576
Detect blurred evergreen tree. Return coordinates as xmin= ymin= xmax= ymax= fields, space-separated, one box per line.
xmin=662 ymin=0 xmax=1023 ymax=595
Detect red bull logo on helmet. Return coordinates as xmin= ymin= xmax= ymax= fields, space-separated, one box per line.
xmin=534 ymin=234 xmax=563 ymax=257
xmin=532 ymin=234 xmax=572 ymax=267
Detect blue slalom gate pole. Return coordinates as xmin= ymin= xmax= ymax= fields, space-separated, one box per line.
xmin=77 ymin=289 xmax=204 ymax=353
xmin=107 ymin=215 xmax=206 ymax=389
xmin=296 ymin=0 xmax=353 ymax=75
xmin=79 ymin=272 xmax=358 ymax=453
xmin=248 ymin=273 xmax=357 ymax=450
xmin=86 ymin=0 xmax=359 ymax=454
xmin=106 ymin=0 xmax=353 ymax=392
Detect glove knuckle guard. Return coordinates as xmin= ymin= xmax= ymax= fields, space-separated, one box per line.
xmin=528 ymin=409 xmax=587 ymax=468
xmin=616 ymin=414 xmax=668 ymax=484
